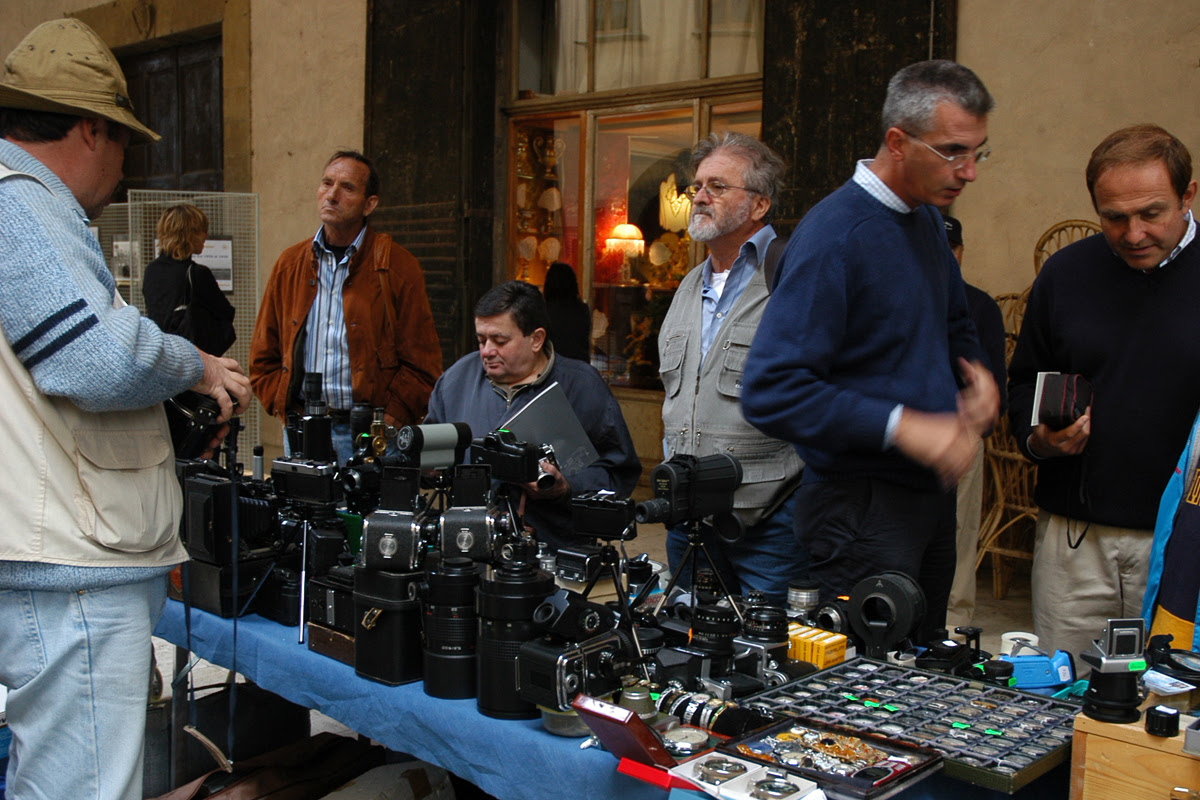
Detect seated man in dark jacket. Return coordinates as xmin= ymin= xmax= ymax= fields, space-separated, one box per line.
xmin=423 ymin=280 xmax=641 ymax=553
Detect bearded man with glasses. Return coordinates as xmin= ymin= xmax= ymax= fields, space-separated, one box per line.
xmin=742 ymin=61 xmax=999 ymax=643
xmin=656 ymin=133 xmax=807 ymax=605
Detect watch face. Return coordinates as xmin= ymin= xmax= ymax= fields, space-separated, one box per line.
xmin=662 ymin=725 xmax=710 ymax=755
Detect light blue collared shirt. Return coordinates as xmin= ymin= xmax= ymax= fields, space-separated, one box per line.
xmin=304 ymin=224 xmax=368 ymax=411
xmin=699 ymin=224 xmax=776 ymax=364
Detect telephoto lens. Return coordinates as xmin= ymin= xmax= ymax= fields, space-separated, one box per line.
xmin=476 ymin=543 xmax=556 ymax=719
xmin=422 ymin=556 xmax=482 ymax=699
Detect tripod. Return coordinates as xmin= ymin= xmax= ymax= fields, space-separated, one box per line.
xmin=578 ymin=527 xmax=652 ymax=680
xmin=652 ymin=516 xmax=746 ymax=626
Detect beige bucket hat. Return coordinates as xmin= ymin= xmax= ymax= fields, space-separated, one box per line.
xmin=0 ymin=18 xmax=160 ymax=143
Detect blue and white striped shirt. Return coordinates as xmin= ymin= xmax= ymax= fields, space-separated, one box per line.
xmin=304 ymin=225 xmax=367 ymax=411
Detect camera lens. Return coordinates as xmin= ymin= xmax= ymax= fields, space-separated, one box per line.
xmin=422 ymin=557 xmax=482 ymax=699
xmin=742 ymin=604 xmax=788 ymax=645
xmin=476 ymin=550 xmax=556 ymax=719
xmin=690 ymin=605 xmax=739 ymax=658
xmin=633 ymin=497 xmax=671 ymax=525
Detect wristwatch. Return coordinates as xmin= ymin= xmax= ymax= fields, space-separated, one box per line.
xmin=661 ymin=725 xmax=710 ymax=757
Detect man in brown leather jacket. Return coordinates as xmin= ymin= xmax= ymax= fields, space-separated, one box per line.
xmin=250 ymin=150 xmax=441 ymax=462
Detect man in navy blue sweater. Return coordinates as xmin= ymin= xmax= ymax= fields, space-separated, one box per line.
xmin=1009 ymin=125 xmax=1200 ymax=662
xmin=742 ymin=61 xmax=999 ymax=642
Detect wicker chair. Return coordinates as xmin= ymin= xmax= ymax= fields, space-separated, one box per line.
xmin=1034 ymin=219 xmax=1100 ymax=274
xmin=976 ymin=218 xmax=1101 ymax=598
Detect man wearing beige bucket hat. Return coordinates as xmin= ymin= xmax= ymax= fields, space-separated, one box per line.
xmin=0 ymin=18 xmax=251 ymax=800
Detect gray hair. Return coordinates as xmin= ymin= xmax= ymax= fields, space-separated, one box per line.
xmin=689 ymin=132 xmax=786 ymax=205
xmin=881 ymin=60 xmax=994 ymax=139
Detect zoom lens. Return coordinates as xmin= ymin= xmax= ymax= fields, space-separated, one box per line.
xmin=422 ymin=556 xmax=482 ymax=699
xmin=476 ymin=547 xmax=556 ymax=719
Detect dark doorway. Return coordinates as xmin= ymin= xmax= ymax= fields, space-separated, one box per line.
xmin=119 ymin=37 xmax=223 ymax=198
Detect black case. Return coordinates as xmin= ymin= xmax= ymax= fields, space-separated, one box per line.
xmin=353 ymin=566 xmax=424 ymax=685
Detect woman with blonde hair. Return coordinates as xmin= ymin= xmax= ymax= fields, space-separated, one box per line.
xmin=143 ymin=203 xmax=236 ymax=355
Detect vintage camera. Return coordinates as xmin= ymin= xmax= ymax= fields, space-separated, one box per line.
xmin=1080 ymin=617 xmax=1148 ymax=723
xmin=360 ymin=468 xmax=427 ymax=572
xmin=571 ymin=490 xmax=637 ymax=541
xmin=181 ymin=470 xmax=282 ymax=565
xmin=471 ymin=428 xmax=542 ymax=485
xmin=653 ymin=595 xmax=806 ymax=701
xmin=518 ymin=629 xmax=630 ymax=711
xmin=165 ymin=390 xmax=222 ymax=460
xmin=636 ymin=454 xmax=744 ymax=545
xmin=429 ymin=464 xmax=522 ymax=563
xmin=394 ymin=422 xmax=472 ymax=469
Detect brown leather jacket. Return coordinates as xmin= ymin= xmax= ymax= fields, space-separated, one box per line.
xmin=250 ymin=226 xmax=442 ymax=424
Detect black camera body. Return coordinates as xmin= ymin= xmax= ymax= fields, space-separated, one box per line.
xmin=517 ymin=630 xmax=629 ymax=711
xmin=653 ymin=599 xmax=804 ymax=700
xmin=571 ymin=491 xmax=637 ymax=541
xmin=471 ymin=429 xmax=541 ymax=484
xmin=635 ymin=453 xmax=742 ymax=528
xmin=181 ymin=471 xmax=282 ymax=565
xmin=166 ymin=391 xmax=222 ymax=460
xmin=360 ymin=508 xmax=426 ymax=572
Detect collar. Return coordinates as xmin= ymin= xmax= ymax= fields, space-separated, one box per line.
xmin=702 ymin=224 xmax=776 ymax=286
xmin=853 ymin=159 xmax=918 ymax=213
xmin=311 ymin=223 xmax=368 ymax=259
xmin=0 ymin=138 xmax=88 ymax=221
xmin=1159 ymin=210 xmax=1196 ymax=268
xmin=488 ymin=344 xmax=557 ymax=404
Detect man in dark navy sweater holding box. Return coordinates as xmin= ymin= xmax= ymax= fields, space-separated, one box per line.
xmin=1009 ymin=124 xmax=1200 ymax=662
xmin=742 ymin=61 xmax=999 ymax=642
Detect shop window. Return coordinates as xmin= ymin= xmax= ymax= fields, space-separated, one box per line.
xmin=507 ymin=101 xmax=761 ymax=391
xmin=515 ymin=0 xmax=761 ymax=98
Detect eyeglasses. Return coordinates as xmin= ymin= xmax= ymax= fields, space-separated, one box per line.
xmin=684 ymin=180 xmax=760 ymax=200
xmin=905 ymin=132 xmax=992 ymax=168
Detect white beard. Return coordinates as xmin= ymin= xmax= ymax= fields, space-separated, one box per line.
xmin=688 ymin=193 xmax=754 ymax=242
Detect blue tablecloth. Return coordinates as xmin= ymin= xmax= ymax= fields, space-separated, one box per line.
xmin=155 ymin=601 xmax=1069 ymax=799
xmin=154 ymin=600 xmax=660 ymax=800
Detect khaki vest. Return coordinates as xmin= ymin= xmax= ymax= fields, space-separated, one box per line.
xmin=0 ymin=165 xmax=185 ymax=566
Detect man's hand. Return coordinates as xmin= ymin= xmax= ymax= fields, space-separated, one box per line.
xmin=190 ymin=350 xmax=253 ymax=424
xmin=522 ymin=459 xmax=571 ymax=501
xmin=957 ymin=358 xmax=1000 ymax=436
xmin=1028 ymin=410 xmax=1090 ymax=459
xmin=893 ymin=408 xmax=980 ymax=489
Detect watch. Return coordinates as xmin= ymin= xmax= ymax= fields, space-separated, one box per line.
xmin=661 ymin=725 xmax=710 ymax=757
xmin=682 ymin=692 xmax=712 ymax=726
xmin=693 ymin=756 xmax=747 ymax=785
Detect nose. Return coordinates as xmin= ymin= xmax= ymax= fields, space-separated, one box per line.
xmin=956 ymin=158 xmax=978 ymax=182
xmin=1126 ymin=217 xmax=1146 ymax=242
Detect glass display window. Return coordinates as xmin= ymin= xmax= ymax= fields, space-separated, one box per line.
xmin=505 ymin=102 xmax=761 ymax=389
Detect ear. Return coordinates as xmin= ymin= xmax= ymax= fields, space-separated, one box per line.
xmin=530 ymin=327 xmax=547 ymax=352
xmin=749 ymin=194 xmax=771 ymax=223
xmin=1181 ymin=179 xmax=1198 ymax=213
xmin=363 ymin=194 xmax=380 ymax=218
xmin=77 ymin=117 xmax=104 ymax=151
xmin=883 ymin=126 xmax=909 ymax=162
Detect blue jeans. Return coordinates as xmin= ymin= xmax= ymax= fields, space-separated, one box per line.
xmin=666 ymin=489 xmax=807 ymax=605
xmin=0 ymin=575 xmax=167 ymax=800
